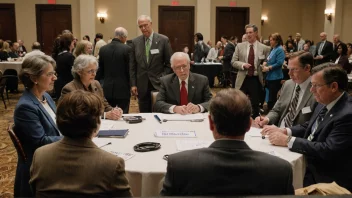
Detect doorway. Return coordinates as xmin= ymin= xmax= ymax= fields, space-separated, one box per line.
xmin=0 ymin=4 xmax=17 ymax=42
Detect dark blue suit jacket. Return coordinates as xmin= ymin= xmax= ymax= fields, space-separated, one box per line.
xmin=290 ymin=92 xmax=352 ymax=191
xmin=13 ymin=90 xmax=62 ymax=197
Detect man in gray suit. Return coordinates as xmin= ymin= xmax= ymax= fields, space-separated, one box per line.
xmin=154 ymin=52 xmax=212 ymax=114
xmin=130 ymin=15 xmax=173 ymax=112
xmin=160 ymin=89 xmax=294 ymax=196
xmin=255 ymin=51 xmax=316 ymax=127
xmin=231 ymin=24 xmax=270 ymax=118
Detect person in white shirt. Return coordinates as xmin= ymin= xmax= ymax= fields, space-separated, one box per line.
xmin=23 ymin=42 xmax=45 ymax=60
xmin=93 ymin=33 xmax=106 ymax=58
xmin=206 ymin=41 xmax=222 ymax=62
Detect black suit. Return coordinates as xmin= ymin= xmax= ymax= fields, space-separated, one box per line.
xmin=290 ymin=92 xmax=352 ymax=191
xmin=161 ymin=140 xmax=294 ymax=196
xmin=97 ymin=38 xmax=131 ymax=113
xmin=54 ymin=51 xmax=75 ymax=99
xmin=154 ymin=73 xmax=212 ymax=113
xmin=222 ymin=42 xmax=236 ymax=87
xmin=193 ymin=41 xmax=209 ymax=63
xmin=130 ymin=33 xmax=173 ymax=112
xmin=314 ymin=40 xmax=333 ymax=65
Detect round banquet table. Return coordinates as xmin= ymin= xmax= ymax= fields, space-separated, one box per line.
xmin=96 ymin=113 xmax=305 ymax=197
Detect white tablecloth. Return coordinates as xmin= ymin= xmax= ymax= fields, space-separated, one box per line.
xmin=97 ymin=113 xmax=305 ymax=196
xmin=0 ymin=61 xmax=22 ymax=74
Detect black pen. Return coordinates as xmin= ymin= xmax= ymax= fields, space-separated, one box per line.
xmin=154 ymin=115 xmax=162 ymax=124
xmin=99 ymin=142 xmax=112 ymax=148
xmin=259 ymin=112 xmax=265 ymax=139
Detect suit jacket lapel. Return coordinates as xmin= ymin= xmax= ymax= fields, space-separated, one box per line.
xmin=187 ymin=73 xmax=195 ymax=102
xmin=293 ymin=83 xmax=313 ymax=120
xmin=171 ymin=75 xmax=181 ymax=104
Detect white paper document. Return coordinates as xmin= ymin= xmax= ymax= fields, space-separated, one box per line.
xmin=92 ymin=138 xmax=112 ymax=148
xmin=267 ymin=150 xmax=284 ymax=159
xmin=108 ymin=151 xmax=135 ymax=161
xmin=160 ymin=113 xmax=204 ymax=121
xmin=246 ymin=127 xmax=264 ymax=137
xmin=99 ymin=120 xmax=116 ymax=130
xmin=154 ymin=130 xmax=197 ymax=138
xmin=176 ymin=140 xmax=213 ymax=151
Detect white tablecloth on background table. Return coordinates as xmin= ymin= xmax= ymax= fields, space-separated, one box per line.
xmin=97 ymin=113 xmax=305 ymax=197
xmin=0 ymin=61 xmax=22 ymax=74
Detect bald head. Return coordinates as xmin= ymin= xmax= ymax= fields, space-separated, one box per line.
xmin=320 ymin=32 xmax=327 ymax=41
xmin=114 ymin=27 xmax=128 ymax=43
xmin=333 ymin=34 xmax=340 ymax=44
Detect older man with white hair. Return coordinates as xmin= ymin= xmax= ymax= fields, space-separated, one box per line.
xmin=154 ymin=52 xmax=212 ymax=114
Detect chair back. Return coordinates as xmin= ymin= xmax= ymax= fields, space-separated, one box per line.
xmin=151 ymin=91 xmax=159 ymax=112
xmin=7 ymin=124 xmax=27 ymax=163
xmin=3 ymin=69 xmax=18 ymax=92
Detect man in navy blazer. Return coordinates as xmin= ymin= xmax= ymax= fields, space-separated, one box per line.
xmin=154 ymin=52 xmax=212 ymax=114
xmin=161 ymin=89 xmax=294 ymax=196
xmin=262 ymin=64 xmax=352 ymax=191
xmin=14 ymin=90 xmax=62 ymax=196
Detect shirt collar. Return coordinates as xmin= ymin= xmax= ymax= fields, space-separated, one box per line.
xmin=297 ymin=76 xmax=311 ymax=92
xmin=326 ymin=92 xmax=345 ymax=112
xmin=247 ymin=40 xmax=258 ymax=48
xmin=145 ymin=32 xmax=154 ymax=42
xmin=178 ymin=77 xmax=189 ymax=86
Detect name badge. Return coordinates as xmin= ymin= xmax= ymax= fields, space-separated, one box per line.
xmin=150 ymin=49 xmax=159 ymax=54
xmin=302 ymin=106 xmax=312 ymax=114
xmin=259 ymin=55 xmax=265 ymax=60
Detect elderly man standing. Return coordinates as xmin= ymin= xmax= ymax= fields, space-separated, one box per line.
xmin=154 ymin=52 xmax=212 ymax=114
xmin=262 ymin=64 xmax=352 ymax=191
xmin=97 ymin=27 xmax=131 ymax=113
xmin=254 ymin=51 xmax=316 ymax=127
xmin=231 ymin=24 xmax=270 ymax=118
xmin=295 ymin=33 xmax=305 ymax=51
xmin=130 ymin=15 xmax=173 ymax=112
xmin=161 ymin=89 xmax=294 ymax=196
xmin=314 ymin=32 xmax=333 ymax=65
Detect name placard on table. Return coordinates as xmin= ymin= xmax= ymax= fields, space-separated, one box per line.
xmin=154 ymin=130 xmax=197 ymax=138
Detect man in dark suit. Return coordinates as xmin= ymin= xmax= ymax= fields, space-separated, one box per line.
xmin=97 ymin=27 xmax=131 ymax=113
xmin=314 ymin=32 xmax=333 ymax=65
xmin=130 ymin=15 xmax=173 ymax=112
xmin=331 ymin=34 xmax=347 ymax=62
xmin=193 ymin=33 xmax=210 ymax=63
xmin=255 ymin=52 xmax=316 ymax=128
xmin=154 ymin=52 xmax=212 ymax=114
xmin=219 ymin=35 xmax=236 ymax=87
xmin=160 ymin=89 xmax=294 ymax=196
xmin=262 ymin=64 xmax=352 ymax=191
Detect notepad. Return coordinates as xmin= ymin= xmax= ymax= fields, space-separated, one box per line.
xmin=97 ymin=129 xmax=129 ymax=138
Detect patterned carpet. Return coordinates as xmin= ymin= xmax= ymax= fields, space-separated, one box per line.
xmin=0 ymin=83 xmax=221 ymax=197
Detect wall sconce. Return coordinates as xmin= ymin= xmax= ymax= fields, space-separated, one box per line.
xmin=324 ymin=9 xmax=332 ymax=22
xmin=97 ymin=12 xmax=107 ymax=24
xmin=261 ymin=16 xmax=268 ymax=25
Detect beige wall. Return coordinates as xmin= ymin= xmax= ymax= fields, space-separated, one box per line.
xmin=341 ymin=0 xmax=352 ymax=42
xmin=151 ymin=0 xmax=197 ymax=34
xmin=0 ymin=0 xmax=80 ymax=49
xmin=95 ymin=0 xmax=137 ymax=41
xmin=210 ymin=0 xmax=262 ymax=43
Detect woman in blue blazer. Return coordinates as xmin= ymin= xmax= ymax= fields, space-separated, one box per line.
xmin=13 ymin=55 xmax=62 ymax=197
xmin=262 ymin=33 xmax=285 ymax=110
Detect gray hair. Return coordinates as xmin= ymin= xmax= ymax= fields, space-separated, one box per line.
xmin=71 ymin=55 xmax=98 ymax=79
xmin=170 ymin=52 xmax=190 ymax=67
xmin=245 ymin=24 xmax=258 ymax=33
xmin=137 ymin=15 xmax=152 ymax=25
xmin=114 ymin=27 xmax=128 ymax=38
xmin=19 ymin=54 xmax=56 ymax=90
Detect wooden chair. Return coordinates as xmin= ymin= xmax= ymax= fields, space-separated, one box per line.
xmin=151 ymin=91 xmax=159 ymax=112
xmin=7 ymin=124 xmax=27 ymax=163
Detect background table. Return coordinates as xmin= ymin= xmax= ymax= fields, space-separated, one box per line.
xmin=0 ymin=61 xmax=22 ymax=74
xmin=191 ymin=63 xmax=222 ymax=87
xmin=98 ymin=113 xmax=305 ymax=196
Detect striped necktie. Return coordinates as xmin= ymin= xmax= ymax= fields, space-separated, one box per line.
xmin=308 ymin=107 xmax=328 ymax=141
xmin=284 ymin=85 xmax=301 ymax=127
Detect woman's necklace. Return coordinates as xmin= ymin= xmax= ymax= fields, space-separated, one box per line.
xmin=35 ymin=95 xmax=47 ymax=104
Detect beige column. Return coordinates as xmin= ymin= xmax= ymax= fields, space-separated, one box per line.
xmin=137 ymin=0 xmax=151 ymax=36
xmin=324 ymin=0 xmax=343 ymax=41
xmin=80 ymin=0 xmax=95 ymax=41
xmin=197 ymin=0 xmax=211 ymax=42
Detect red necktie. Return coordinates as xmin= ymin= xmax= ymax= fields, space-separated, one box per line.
xmin=180 ymin=81 xmax=188 ymax=106
xmin=247 ymin=44 xmax=254 ymax=76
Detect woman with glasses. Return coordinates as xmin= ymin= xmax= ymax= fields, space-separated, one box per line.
xmin=60 ymin=54 xmax=123 ymax=120
xmin=13 ymin=55 xmax=62 ymax=197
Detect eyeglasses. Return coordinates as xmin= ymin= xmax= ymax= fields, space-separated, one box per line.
xmin=45 ymin=71 xmax=57 ymax=77
xmin=85 ymin=69 xmax=98 ymax=74
xmin=138 ymin=24 xmax=149 ymax=29
xmin=173 ymin=65 xmax=189 ymax=71
xmin=311 ymin=83 xmax=330 ymax=89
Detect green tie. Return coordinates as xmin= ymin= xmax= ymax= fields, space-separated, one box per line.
xmin=145 ymin=38 xmax=150 ymax=62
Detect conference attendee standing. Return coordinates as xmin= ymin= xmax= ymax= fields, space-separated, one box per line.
xmin=54 ymin=33 xmax=75 ymax=100
xmin=255 ymin=51 xmax=316 ymax=128
xmin=61 ymin=55 xmax=123 ymax=120
xmin=314 ymin=32 xmax=333 ymax=65
xmin=193 ymin=33 xmax=210 ymax=63
xmin=154 ymin=52 xmax=212 ymax=114
xmin=130 ymin=15 xmax=173 ymax=112
xmin=262 ymin=33 xmax=285 ymax=110
xmin=219 ymin=36 xmax=236 ymax=87
xmin=295 ymin=33 xmax=305 ymax=51
xmin=93 ymin=33 xmax=106 ymax=58
xmin=262 ymin=64 xmax=352 ymax=191
xmin=14 ymin=55 xmax=62 ymax=197
xmin=97 ymin=27 xmax=131 ymax=113
xmin=30 ymin=90 xmax=132 ymax=197
xmin=161 ymin=89 xmax=294 ymax=196
xmin=231 ymin=24 xmax=270 ymax=118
